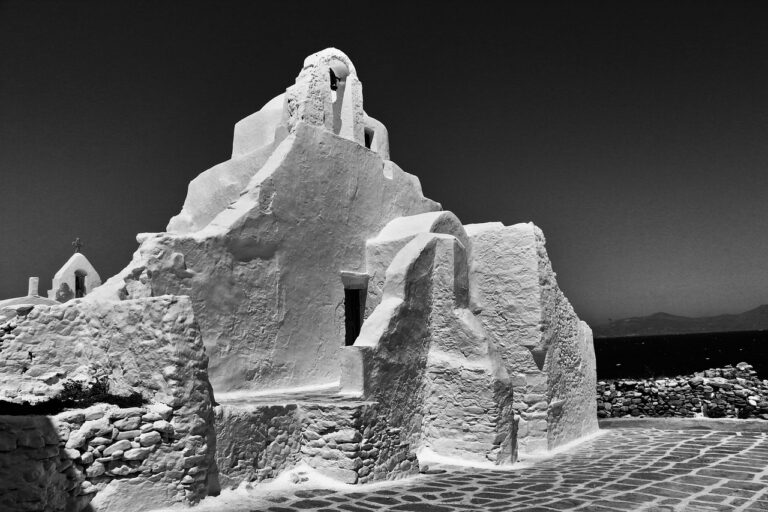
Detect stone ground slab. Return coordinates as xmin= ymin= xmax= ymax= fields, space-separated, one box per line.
xmin=158 ymin=426 xmax=768 ymax=512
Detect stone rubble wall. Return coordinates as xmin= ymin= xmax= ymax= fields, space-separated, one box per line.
xmin=213 ymin=401 xmax=418 ymax=489
xmin=356 ymin=405 xmax=420 ymax=483
xmin=0 ymin=403 xmax=209 ymax=512
xmin=301 ymin=403 xmax=418 ymax=484
xmin=508 ymin=372 xmax=548 ymax=454
xmin=422 ymin=362 xmax=514 ymax=463
xmin=597 ymin=362 xmax=768 ymax=420
xmin=0 ymin=297 xmax=215 ymax=512
xmin=212 ymin=403 xmax=302 ymax=489
xmin=0 ymin=416 xmax=75 ymax=512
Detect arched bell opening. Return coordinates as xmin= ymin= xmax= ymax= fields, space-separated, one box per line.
xmin=328 ymin=61 xmax=350 ymax=135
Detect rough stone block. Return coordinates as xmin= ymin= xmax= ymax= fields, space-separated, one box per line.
xmin=123 ymin=448 xmax=150 ymax=461
xmin=326 ymin=429 xmax=362 ymax=444
xmin=114 ymin=417 xmax=141 ymax=431
xmin=0 ymin=432 xmax=17 ymax=451
xmin=138 ymin=432 xmax=161 ymax=447
xmin=86 ymin=461 xmax=105 ymax=478
xmin=103 ymin=440 xmax=132 ymax=457
xmin=116 ymin=430 xmax=141 ymax=441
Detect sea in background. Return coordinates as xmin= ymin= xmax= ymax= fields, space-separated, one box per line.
xmin=593 ymin=330 xmax=768 ymax=380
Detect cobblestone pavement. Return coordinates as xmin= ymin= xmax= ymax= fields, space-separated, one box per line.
xmin=244 ymin=427 xmax=768 ymax=512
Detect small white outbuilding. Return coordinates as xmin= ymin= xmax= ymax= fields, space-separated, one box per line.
xmin=47 ymin=252 xmax=101 ymax=302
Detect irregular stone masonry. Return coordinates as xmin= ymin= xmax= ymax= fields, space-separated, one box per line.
xmin=214 ymin=399 xmax=419 ymax=489
xmin=597 ymin=363 xmax=768 ymax=420
xmin=0 ymin=403 xmax=211 ymax=512
xmin=301 ymin=403 xmax=419 ymax=484
xmin=0 ymin=296 xmax=215 ymax=511
xmin=0 ymin=415 xmax=77 ymax=512
xmin=213 ymin=403 xmax=302 ymax=489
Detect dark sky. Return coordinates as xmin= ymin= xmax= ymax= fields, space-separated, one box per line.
xmin=2 ymin=1 xmax=768 ymax=325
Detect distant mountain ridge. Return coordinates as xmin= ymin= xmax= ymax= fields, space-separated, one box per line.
xmin=593 ymin=305 xmax=768 ymax=338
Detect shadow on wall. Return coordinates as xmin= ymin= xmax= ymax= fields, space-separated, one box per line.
xmin=0 ymin=379 xmax=145 ymax=512
xmin=0 ymin=414 xmax=96 ymax=512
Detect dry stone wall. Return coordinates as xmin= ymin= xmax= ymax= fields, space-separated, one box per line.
xmin=0 ymin=297 xmax=215 ymax=512
xmin=597 ymin=362 xmax=768 ymax=420
xmin=301 ymin=402 xmax=419 ymax=484
xmin=0 ymin=416 xmax=75 ymax=512
xmin=212 ymin=403 xmax=302 ymax=489
xmin=0 ymin=403 xmax=212 ymax=512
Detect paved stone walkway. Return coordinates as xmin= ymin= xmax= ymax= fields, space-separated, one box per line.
xmin=244 ymin=427 xmax=768 ymax=512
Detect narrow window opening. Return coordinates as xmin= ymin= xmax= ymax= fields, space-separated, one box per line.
xmin=344 ymin=288 xmax=365 ymax=346
xmin=329 ymin=69 xmax=339 ymax=91
xmin=74 ymin=271 xmax=86 ymax=298
xmin=364 ymin=128 xmax=374 ymax=149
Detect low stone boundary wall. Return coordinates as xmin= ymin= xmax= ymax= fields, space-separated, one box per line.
xmin=596 ymin=363 xmax=768 ymax=420
xmin=213 ymin=399 xmax=419 ymax=489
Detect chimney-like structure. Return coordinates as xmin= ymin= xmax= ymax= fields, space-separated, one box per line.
xmin=27 ymin=277 xmax=39 ymax=296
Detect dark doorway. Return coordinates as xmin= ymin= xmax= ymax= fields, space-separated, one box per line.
xmin=74 ymin=271 xmax=86 ymax=298
xmin=344 ymin=288 xmax=365 ymax=346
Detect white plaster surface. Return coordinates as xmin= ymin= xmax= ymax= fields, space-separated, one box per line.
xmin=88 ymin=49 xmax=443 ymax=394
xmin=466 ymin=222 xmax=598 ymax=453
xmin=166 ymin=138 xmax=282 ymax=234
xmin=0 ymin=294 xmax=59 ymax=322
xmin=92 ymin=124 xmax=439 ymax=393
xmin=231 ymin=93 xmax=285 ymax=158
xmin=347 ymin=233 xmax=514 ymax=464
xmin=362 ymin=112 xmax=390 ymax=159
xmin=0 ymin=296 xmax=208 ymax=410
xmin=364 ymin=211 xmax=468 ymax=317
